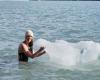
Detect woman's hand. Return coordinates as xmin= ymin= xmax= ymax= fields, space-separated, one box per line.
xmin=32 ymin=46 xmax=46 ymax=58
xmin=35 ymin=50 xmax=46 ymax=57
xmin=38 ymin=46 xmax=45 ymax=52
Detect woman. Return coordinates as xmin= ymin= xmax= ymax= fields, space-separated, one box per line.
xmin=18 ymin=30 xmax=46 ymax=63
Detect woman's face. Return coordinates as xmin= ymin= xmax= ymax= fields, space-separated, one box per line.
xmin=25 ymin=35 xmax=33 ymax=43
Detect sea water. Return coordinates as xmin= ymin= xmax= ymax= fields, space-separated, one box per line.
xmin=0 ymin=1 xmax=100 ymax=80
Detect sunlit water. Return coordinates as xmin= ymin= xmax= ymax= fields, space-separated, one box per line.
xmin=0 ymin=1 xmax=100 ymax=80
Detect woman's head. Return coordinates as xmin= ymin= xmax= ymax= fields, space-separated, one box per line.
xmin=25 ymin=30 xmax=34 ymax=37
xmin=25 ymin=30 xmax=34 ymax=44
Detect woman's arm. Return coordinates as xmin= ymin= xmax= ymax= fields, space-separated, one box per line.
xmin=31 ymin=47 xmax=46 ymax=58
xmin=22 ymin=43 xmax=45 ymax=58
xmin=35 ymin=51 xmax=46 ymax=57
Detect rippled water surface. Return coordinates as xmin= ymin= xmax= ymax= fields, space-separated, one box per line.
xmin=0 ymin=1 xmax=100 ymax=80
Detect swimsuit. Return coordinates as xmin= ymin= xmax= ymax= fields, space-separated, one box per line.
xmin=18 ymin=46 xmax=33 ymax=62
xmin=18 ymin=52 xmax=28 ymax=62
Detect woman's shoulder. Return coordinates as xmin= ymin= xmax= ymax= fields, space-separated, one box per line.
xmin=18 ymin=42 xmax=24 ymax=52
xmin=20 ymin=42 xmax=27 ymax=48
xmin=19 ymin=42 xmax=25 ymax=48
xmin=19 ymin=42 xmax=29 ymax=52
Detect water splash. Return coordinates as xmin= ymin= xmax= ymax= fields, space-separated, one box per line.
xmin=33 ymin=39 xmax=100 ymax=66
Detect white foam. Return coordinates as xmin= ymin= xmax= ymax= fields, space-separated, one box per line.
xmin=33 ymin=39 xmax=100 ymax=66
